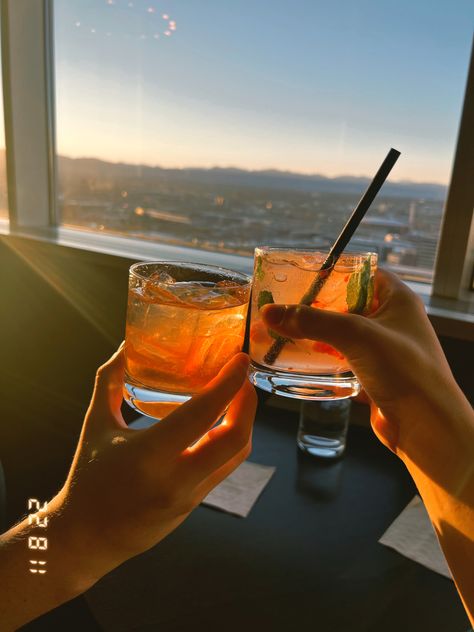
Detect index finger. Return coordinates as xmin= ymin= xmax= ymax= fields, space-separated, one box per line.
xmin=180 ymin=379 xmax=257 ymax=482
xmin=373 ymin=268 xmax=412 ymax=306
xmin=145 ymin=353 xmax=250 ymax=453
xmin=261 ymin=302 xmax=368 ymax=354
xmin=87 ymin=342 xmax=127 ymax=429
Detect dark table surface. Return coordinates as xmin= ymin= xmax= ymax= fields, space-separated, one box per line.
xmin=22 ymin=400 xmax=470 ymax=632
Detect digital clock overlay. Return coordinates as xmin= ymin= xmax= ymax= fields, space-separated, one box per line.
xmin=27 ymin=499 xmax=49 ymax=575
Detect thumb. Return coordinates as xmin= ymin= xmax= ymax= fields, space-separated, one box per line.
xmin=87 ymin=342 xmax=126 ymax=428
xmin=261 ymin=303 xmax=369 ymax=356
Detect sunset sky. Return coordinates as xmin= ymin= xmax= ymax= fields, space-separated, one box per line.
xmin=54 ymin=0 xmax=473 ymax=184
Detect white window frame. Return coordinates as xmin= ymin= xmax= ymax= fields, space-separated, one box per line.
xmin=0 ymin=1 xmax=473 ymax=326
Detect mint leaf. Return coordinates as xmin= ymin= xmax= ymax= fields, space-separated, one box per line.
xmin=255 ymin=257 xmax=264 ymax=281
xmin=363 ymin=275 xmax=375 ymax=314
xmin=347 ymin=258 xmax=371 ymax=314
xmin=257 ymin=289 xmax=274 ymax=310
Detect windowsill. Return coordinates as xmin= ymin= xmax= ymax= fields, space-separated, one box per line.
xmin=1 ymin=222 xmax=473 ymax=340
xmin=0 ymin=222 xmax=254 ymax=274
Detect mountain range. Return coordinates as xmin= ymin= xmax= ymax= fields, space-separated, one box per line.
xmin=57 ymin=156 xmax=448 ymax=200
xmin=0 ymin=150 xmax=448 ymax=200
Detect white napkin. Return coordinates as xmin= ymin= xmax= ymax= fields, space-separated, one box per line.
xmin=379 ymin=495 xmax=452 ymax=579
xmin=201 ymin=460 xmax=276 ymax=517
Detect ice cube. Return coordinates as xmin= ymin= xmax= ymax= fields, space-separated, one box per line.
xmin=144 ymin=273 xmax=183 ymax=304
xmin=144 ymin=286 xmax=182 ymax=304
xmin=204 ymin=293 xmax=241 ymax=309
xmin=184 ymin=284 xmax=242 ymax=309
xmin=143 ymin=280 xmax=246 ymax=309
xmin=184 ymin=333 xmax=243 ymax=382
xmin=170 ymin=282 xmax=210 ymax=303
xmin=216 ymin=280 xmax=249 ymax=305
xmin=148 ymin=271 xmax=176 ymax=285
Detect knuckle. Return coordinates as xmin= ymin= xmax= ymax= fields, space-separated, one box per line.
xmin=133 ymin=455 xmax=197 ymax=515
xmin=96 ymin=364 xmax=106 ymax=379
xmin=392 ymin=281 xmax=423 ymax=309
xmin=344 ymin=315 xmax=376 ymax=349
xmin=229 ymin=423 xmax=251 ymax=449
xmin=338 ymin=313 xmax=366 ymax=342
xmin=282 ymin=304 xmax=297 ymax=324
xmin=288 ymin=305 xmax=312 ymax=336
xmin=154 ymin=486 xmax=182 ymax=510
xmin=350 ymin=313 xmax=371 ymax=335
xmin=175 ymin=496 xmax=196 ymax=516
xmin=95 ymin=364 xmax=109 ymax=385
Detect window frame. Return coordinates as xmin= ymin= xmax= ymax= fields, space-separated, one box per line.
xmin=0 ymin=1 xmax=473 ymax=308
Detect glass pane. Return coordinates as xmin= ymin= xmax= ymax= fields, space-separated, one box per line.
xmin=0 ymin=10 xmax=8 ymax=221
xmin=54 ymin=0 xmax=473 ymax=282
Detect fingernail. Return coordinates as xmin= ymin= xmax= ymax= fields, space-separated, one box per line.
xmin=261 ymin=304 xmax=286 ymax=326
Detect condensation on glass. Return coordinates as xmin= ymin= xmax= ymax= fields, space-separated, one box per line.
xmin=53 ymin=1 xmax=473 ymax=283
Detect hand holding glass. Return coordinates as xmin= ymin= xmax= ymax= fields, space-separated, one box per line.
xmin=248 ymin=248 xmax=377 ymax=400
xmin=124 ymin=261 xmax=251 ymax=419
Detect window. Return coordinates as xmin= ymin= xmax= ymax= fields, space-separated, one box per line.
xmin=1 ymin=1 xmax=473 ymax=302
xmin=0 ymin=12 xmax=8 ymax=220
xmin=53 ymin=0 xmax=473 ymax=283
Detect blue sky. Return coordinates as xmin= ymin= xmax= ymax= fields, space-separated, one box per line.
xmin=54 ymin=0 xmax=473 ymax=183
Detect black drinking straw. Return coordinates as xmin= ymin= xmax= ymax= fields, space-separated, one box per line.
xmin=263 ymin=147 xmax=401 ymax=365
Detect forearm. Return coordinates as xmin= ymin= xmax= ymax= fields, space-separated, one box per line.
xmin=399 ymin=388 xmax=474 ymax=624
xmin=0 ymin=493 xmax=96 ymax=630
xmin=403 ymin=457 xmax=474 ymax=624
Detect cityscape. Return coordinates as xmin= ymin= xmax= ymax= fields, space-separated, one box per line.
xmin=57 ymin=155 xmax=446 ymax=282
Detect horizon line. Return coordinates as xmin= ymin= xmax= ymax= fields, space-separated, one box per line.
xmin=56 ymin=152 xmax=449 ymax=188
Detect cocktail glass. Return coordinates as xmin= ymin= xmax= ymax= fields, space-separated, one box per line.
xmin=248 ymin=248 xmax=377 ymax=400
xmin=124 ymin=261 xmax=251 ymax=419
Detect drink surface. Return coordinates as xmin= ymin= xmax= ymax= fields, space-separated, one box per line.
xmin=125 ymin=274 xmax=249 ymax=394
xmin=249 ymin=250 xmax=376 ymax=375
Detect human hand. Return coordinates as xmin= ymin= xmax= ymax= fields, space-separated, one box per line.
xmin=56 ymin=348 xmax=257 ymax=585
xmin=261 ymin=269 xmax=473 ymax=465
xmin=0 ymin=349 xmax=257 ymax=630
xmin=262 ymin=268 xmax=474 ymax=622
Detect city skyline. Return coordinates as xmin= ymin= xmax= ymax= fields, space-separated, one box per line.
xmin=53 ymin=0 xmax=474 ymax=184
xmin=57 ymin=148 xmax=445 ymax=281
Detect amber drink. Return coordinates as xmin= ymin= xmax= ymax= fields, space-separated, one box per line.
xmin=249 ymin=248 xmax=377 ymax=400
xmin=124 ymin=261 xmax=251 ymax=419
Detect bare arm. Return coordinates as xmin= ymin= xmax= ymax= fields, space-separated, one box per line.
xmin=0 ymin=350 xmax=257 ymax=630
xmin=0 ymin=494 xmax=95 ymax=631
xmin=262 ymin=269 xmax=474 ymax=624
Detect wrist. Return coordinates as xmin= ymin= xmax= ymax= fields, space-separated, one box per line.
xmin=47 ymin=490 xmax=106 ymax=593
xmin=396 ymin=385 xmax=474 ymax=501
xmin=0 ymin=493 xmax=97 ymax=629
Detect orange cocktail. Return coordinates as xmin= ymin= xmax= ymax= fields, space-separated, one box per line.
xmin=248 ymin=248 xmax=377 ymax=399
xmin=124 ymin=261 xmax=251 ymax=418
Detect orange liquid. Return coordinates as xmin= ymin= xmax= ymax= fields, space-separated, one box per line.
xmin=250 ymin=251 xmax=375 ymax=375
xmin=125 ymin=284 xmax=248 ymax=394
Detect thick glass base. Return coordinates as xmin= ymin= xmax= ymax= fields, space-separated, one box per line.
xmin=297 ymin=433 xmax=346 ymax=458
xmin=124 ymin=381 xmax=190 ymax=420
xmin=297 ymin=399 xmax=350 ymax=458
xmin=248 ymin=363 xmax=360 ymax=400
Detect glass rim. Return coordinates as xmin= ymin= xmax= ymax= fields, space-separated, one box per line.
xmin=129 ymin=260 xmax=252 ymax=287
xmin=254 ymin=247 xmax=378 ymax=260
